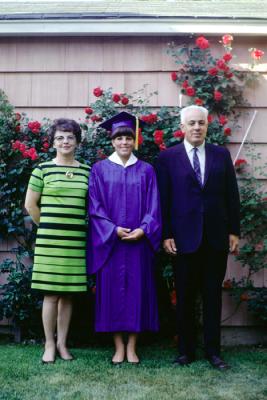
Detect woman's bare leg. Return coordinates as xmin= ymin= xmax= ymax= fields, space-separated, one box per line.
xmin=42 ymin=295 xmax=58 ymax=362
xmin=127 ymin=333 xmax=139 ymax=363
xmin=56 ymin=295 xmax=73 ymax=360
xmin=112 ymin=333 xmax=125 ymax=363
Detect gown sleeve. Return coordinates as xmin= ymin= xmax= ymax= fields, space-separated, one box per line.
xmin=86 ymin=165 xmax=118 ymax=274
xmin=139 ymin=166 xmax=162 ymax=252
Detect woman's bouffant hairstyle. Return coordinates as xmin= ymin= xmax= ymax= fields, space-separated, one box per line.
xmin=48 ymin=118 xmax=82 ymax=145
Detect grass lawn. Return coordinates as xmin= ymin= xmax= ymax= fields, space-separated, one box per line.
xmin=0 ymin=342 xmax=266 ymax=400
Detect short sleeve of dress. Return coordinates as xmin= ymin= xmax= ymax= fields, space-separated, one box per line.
xmin=28 ymin=166 xmax=44 ymax=193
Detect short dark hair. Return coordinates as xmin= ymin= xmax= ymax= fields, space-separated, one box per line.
xmin=112 ymin=126 xmax=135 ymax=139
xmin=48 ymin=118 xmax=82 ymax=145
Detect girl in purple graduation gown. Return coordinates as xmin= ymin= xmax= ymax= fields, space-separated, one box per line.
xmin=87 ymin=112 xmax=162 ymax=364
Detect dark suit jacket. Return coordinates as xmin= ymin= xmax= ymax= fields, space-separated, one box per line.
xmin=156 ymin=142 xmax=240 ymax=253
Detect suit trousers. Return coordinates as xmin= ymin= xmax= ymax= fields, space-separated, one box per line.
xmin=174 ymin=234 xmax=228 ymax=358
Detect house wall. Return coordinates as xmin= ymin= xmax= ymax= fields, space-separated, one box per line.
xmin=0 ymin=35 xmax=266 ymax=331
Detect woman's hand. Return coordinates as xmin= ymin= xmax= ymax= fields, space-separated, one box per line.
xmin=117 ymin=227 xmax=131 ymax=239
xmin=122 ymin=228 xmax=144 ymax=241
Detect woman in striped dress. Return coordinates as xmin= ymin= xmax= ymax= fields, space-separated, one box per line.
xmin=25 ymin=118 xmax=89 ymax=363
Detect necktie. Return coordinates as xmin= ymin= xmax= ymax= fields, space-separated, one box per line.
xmin=193 ymin=147 xmax=202 ymax=186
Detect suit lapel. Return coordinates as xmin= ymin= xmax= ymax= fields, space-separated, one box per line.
xmin=203 ymin=143 xmax=214 ymax=187
xmin=178 ymin=143 xmax=200 ymax=185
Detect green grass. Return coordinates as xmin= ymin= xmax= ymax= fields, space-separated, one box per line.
xmin=0 ymin=343 xmax=266 ymax=400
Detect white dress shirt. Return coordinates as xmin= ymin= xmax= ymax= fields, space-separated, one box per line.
xmin=183 ymin=138 xmax=206 ymax=184
xmin=108 ymin=151 xmax=138 ymax=168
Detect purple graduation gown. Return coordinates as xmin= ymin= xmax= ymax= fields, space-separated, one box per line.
xmin=87 ymin=158 xmax=161 ymax=332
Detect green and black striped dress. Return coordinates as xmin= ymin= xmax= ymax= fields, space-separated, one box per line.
xmin=28 ymin=161 xmax=90 ymax=293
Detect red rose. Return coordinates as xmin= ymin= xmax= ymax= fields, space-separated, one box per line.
xmin=171 ymin=72 xmax=178 ymax=81
xmin=195 ymin=36 xmax=209 ymax=50
xmin=208 ymin=67 xmax=218 ymax=76
xmin=214 ymin=90 xmax=223 ymax=101
xmin=27 ymin=148 xmax=38 ymax=160
xmin=138 ymin=129 xmax=144 ymax=145
xmin=91 ymin=115 xmax=102 ymax=122
xmin=12 ymin=140 xmax=21 ymax=150
xmin=234 ymin=159 xmax=247 ymax=167
xmin=20 ymin=144 xmax=27 ymax=152
xmin=219 ymin=115 xmax=228 ymax=125
xmin=225 ymin=72 xmax=234 ymax=79
xmin=159 ymin=143 xmax=166 ymax=151
xmin=224 ymin=127 xmax=231 ymax=136
xmin=85 ymin=107 xmax=93 ymax=115
xmin=31 ymin=153 xmax=38 ymax=160
xmin=154 ymin=130 xmax=164 ymax=145
xmin=207 ymin=115 xmax=213 ymax=124
xmin=223 ymin=53 xmax=232 ymax=62
xmin=93 ymin=87 xmax=103 ymax=97
xmin=250 ymin=49 xmax=264 ymax=60
xmin=182 ymin=80 xmax=189 ymax=88
xmin=28 ymin=121 xmax=41 ymax=134
xmin=186 ymin=86 xmax=195 ymax=96
xmin=138 ymin=134 xmax=144 ymax=146
xmin=173 ymin=130 xmax=184 ymax=139
xmin=121 ymin=97 xmax=129 ymax=105
xmin=43 ymin=142 xmax=50 ymax=149
xmin=112 ymin=93 xmax=121 ymax=103
xmin=222 ymin=34 xmax=233 ymax=45
xmin=223 ymin=280 xmax=232 ymax=289
xmin=15 ymin=112 xmax=21 ymax=121
xmin=216 ymin=59 xmax=228 ymax=71
xmin=141 ymin=113 xmax=158 ymax=124
xmin=15 ymin=125 xmax=21 ymax=133
xmin=195 ymin=98 xmax=203 ymax=106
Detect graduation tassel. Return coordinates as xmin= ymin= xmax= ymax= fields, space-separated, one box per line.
xmin=135 ymin=116 xmax=139 ymax=150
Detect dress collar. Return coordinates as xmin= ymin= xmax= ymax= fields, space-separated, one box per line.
xmin=108 ymin=151 xmax=138 ymax=168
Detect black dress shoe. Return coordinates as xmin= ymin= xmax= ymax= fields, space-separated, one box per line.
xmin=111 ymin=360 xmax=124 ymax=366
xmin=173 ymin=355 xmax=194 ymax=366
xmin=42 ymin=359 xmax=55 ymax=364
xmin=207 ymin=355 xmax=230 ymax=370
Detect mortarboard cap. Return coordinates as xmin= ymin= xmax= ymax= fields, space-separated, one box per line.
xmin=99 ymin=111 xmax=144 ymax=150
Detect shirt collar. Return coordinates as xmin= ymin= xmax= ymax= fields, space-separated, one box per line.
xmin=184 ymin=138 xmax=205 ymax=154
xmin=108 ymin=151 xmax=138 ymax=168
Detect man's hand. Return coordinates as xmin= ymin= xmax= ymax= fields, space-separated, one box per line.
xmin=117 ymin=227 xmax=131 ymax=239
xmin=229 ymin=234 xmax=239 ymax=254
xmin=163 ymin=238 xmax=177 ymax=255
xmin=122 ymin=228 xmax=144 ymax=241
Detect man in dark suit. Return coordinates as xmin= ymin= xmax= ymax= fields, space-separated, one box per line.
xmin=156 ymin=105 xmax=240 ymax=370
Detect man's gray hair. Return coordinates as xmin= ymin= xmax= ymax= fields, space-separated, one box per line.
xmin=180 ymin=105 xmax=209 ymax=124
